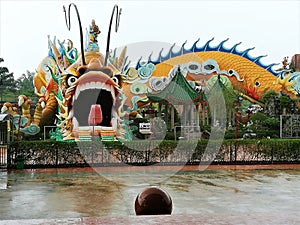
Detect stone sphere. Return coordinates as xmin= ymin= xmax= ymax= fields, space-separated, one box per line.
xmin=135 ymin=187 xmax=173 ymax=215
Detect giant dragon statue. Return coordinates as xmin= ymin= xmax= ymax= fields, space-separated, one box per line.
xmin=3 ymin=3 xmax=300 ymax=140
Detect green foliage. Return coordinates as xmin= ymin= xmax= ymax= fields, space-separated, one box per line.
xmin=224 ymin=129 xmax=244 ymax=139
xmin=16 ymin=71 xmax=34 ymax=90
xmin=164 ymin=131 xmax=175 ymax=140
xmin=249 ymin=112 xmax=268 ymax=124
xmin=247 ymin=112 xmax=280 ymax=137
xmin=0 ymin=58 xmax=16 ymax=102
xmin=0 ymin=58 xmax=38 ymax=103
xmin=260 ymin=90 xmax=278 ymax=103
xmin=260 ymin=90 xmax=298 ymax=115
xmin=8 ymin=139 xmax=300 ymax=168
xmin=279 ymin=95 xmax=291 ymax=108
xmin=265 ymin=117 xmax=280 ymax=129
xmin=15 ymin=70 xmax=38 ymax=102
xmin=10 ymin=140 xmax=77 ymax=151
xmin=0 ymin=90 xmax=18 ymax=102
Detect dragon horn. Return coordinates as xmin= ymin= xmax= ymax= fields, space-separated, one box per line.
xmin=63 ymin=3 xmax=86 ymax=65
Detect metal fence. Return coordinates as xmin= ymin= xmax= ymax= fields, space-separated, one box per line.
xmin=0 ymin=114 xmax=14 ymax=145
xmin=0 ymin=145 xmax=7 ymax=169
xmin=280 ymin=115 xmax=300 ymax=138
xmin=6 ymin=140 xmax=300 ymax=168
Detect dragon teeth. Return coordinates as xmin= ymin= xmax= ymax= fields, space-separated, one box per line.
xmin=101 ymin=84 xmax=108 ymax=91
xmin=111 ymin=86 xmax=116 ymax=102
xmin=72 ymin=116 xmax=79 ymax=130
xmin=111 ymin=107 xmax=118 ymax=129
xmin=74 ymin=81 xmax=118 ymax=102
xmin=96 ymin=82 xmax=103 ymax=89
xmin=90 ymin=81 xmax=96 ymax=89
xmin=66 ymin=109 xmax=73 ymax=120
xmin=74 ymin=87 xmax=80 ymax=100
xmin=80 ymin=83 xmax=87 ymax=91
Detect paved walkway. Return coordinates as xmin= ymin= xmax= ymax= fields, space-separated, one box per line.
xmin=0 ymin=164 xmax=300 ymax=225
xmin=1 ymin=213 xmax=300 ymax=225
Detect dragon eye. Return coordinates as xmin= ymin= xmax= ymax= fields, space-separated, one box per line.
xmin=194 ymin=86 xmax=202 ymax=92
xmin=112 ymin=76 xmax=119 ymax=85
xmin=204 ymin=64 xmax=215 ymax=70
xmin=67 ymin=75 xmax=78 ymax=86
xmin=130 ymin=82 xmax=148 ymax=94
xmin=254 ymin=81 xmax=260 ymax=87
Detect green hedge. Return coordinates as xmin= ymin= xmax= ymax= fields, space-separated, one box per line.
xmin=7 ymin=138 xmax=300 ymax=168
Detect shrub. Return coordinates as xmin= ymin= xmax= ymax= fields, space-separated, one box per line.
xmin=7 ymin=138 xmax=300 ymax=168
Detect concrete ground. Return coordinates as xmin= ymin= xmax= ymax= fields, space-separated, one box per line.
xmin=1 ymin=164 xmax=300 ymax=224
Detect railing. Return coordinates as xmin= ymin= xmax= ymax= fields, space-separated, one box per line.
xmin=6 ymin=139 xmax=300 ymax=168
xmin=0 ymin=145 xmax=7 ymax=169
xmin=280 ymin=115 xmax=300 ymax=138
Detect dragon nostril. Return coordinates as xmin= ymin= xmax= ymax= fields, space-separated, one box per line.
xmin=99 ymin=67 xmax=113 ymax=77
xmin=77 ymin=66 xmax=87 ymax=75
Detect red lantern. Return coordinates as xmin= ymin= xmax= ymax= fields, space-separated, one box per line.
xmin=88 ymin=104 xmax=103 ymax=125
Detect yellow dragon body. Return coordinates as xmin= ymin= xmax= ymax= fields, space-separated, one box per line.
xmin=121 ymin=39 xmax=298 ymax=111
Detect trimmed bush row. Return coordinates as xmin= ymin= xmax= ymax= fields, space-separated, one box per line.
xmin=7 ymin=139 xmax=300 ymax=168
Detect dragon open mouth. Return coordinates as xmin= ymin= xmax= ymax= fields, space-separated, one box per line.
xmin=71 ymin=78 xmax=119 ymax=129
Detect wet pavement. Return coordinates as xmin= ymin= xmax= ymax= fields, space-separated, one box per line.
xmin=0 ymin=165 xmax=300 ymax=224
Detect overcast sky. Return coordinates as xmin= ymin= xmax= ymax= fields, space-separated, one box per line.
xmin=0 ymin=0 xmax=299 ymax=78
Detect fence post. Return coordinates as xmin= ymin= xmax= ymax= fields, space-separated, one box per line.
xmin=279 ymin=115 xmax=282 ymax=138
xmin=271 ymin=146 xmax=273 ymax=163
xmin=7 ymin=145 xmax=11 ymax=168
xmin=0 ymin=145 xmax=7 ymax=169
xmin=55 ymin=146 xmax=58 ymax=166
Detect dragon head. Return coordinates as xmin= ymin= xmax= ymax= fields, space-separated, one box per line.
xmin=59 ymin=54 xmax=123 ymax=139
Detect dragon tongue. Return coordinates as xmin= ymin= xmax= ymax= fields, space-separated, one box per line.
xmin=88 ymin=104 xmax=103 ymax=125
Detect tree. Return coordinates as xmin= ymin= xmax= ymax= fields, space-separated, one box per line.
xmin=15 ymin=70 xmax=38 ymax=102
xmin=16 ymin=70 xmax=35 ymax=91
xmin=0 ymin=58 xmax=37 ymax=103
xmin=0 ymin=58 xmax=15 ymax=90
xmin=260 ymin=91 xmax=298 ymax=116
xmin=249 ymin=112 xmax=268 ymax=130
xmin=0 ymin=58 xmax=16 ymax=101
